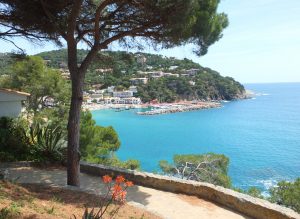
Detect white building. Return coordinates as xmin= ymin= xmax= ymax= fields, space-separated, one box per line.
xmin=91 ymin=93 xmax=104 ymax=99
xmin=95 ymin=68 xmax=113 ymax=74
xmin=130 ymin=78 xmax=148 ymax=85
xmin=169 ymin=66 xmax=178 ymax=70
xmin=147 ymin=71 xmax=164 ymax=78
xmin=185 ymin=68 xmax=199 ymax=77
xmin=0 ymin=89 xmax=30 ymax=118
xmin=163 ymin=73 xmax=179 ymax=77
xmin=104 ymin=97 xmax=141 ymax=105
xmin=129 ymin=86 xmax=138 ymax=93
xmin=107 ymin=86 xmax=115 ymax=93
xmin=113 ymin=91 xmax=134 ymax=98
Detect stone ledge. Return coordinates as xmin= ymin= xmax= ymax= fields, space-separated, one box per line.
xmin=80 ymin=161 xmax=300 ymax=219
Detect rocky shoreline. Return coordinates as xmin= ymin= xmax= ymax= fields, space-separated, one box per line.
xmin=137 ymin=102 xmax=221 ymax=116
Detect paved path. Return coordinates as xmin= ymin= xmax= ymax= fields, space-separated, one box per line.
xmin=5 ymin=166 xmax=250 ymax=219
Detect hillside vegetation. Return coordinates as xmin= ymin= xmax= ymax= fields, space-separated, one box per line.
xmin=36 ymin=49 xmax=246 ymax=101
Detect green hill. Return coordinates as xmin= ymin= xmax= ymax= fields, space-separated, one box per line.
xmin=1 ymin=49 xmax=246 ymax=102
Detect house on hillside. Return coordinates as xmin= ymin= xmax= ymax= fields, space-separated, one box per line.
xmin=129 ymin=78 xmax=148 ymax=85
xmin=0 ymin=89 xmax=30 ymax=117
xmin=113 ymin=91 xmax=133 ymax=98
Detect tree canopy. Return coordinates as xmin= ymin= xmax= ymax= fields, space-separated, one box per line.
xmin=0 ymin=56 xmax=70 ymax=113
xmin=160 ymin=153 xmax=231 ymax=188
xmin=1 ymin=0 xmax=228 ymax=55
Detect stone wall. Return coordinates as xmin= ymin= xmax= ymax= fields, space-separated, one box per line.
xmin=80 ymin=162 xmax=300 ymax=219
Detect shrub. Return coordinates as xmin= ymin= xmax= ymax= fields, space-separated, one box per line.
xmin=269 ymin=178 xmax=300 ymax=213
xmin=0 ymin=117 xmax=31 ymax=161
xmin=160 ymin=153 xmax=231 ymax=188
xmin=0 ymin=202 xmax=21 ymax=219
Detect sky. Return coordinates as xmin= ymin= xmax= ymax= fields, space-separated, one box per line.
xmin=1 ymin=0 xmax=300 ymax=83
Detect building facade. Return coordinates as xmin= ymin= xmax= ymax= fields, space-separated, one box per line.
xmin=0 ymin=89 xmax=30 ymax=117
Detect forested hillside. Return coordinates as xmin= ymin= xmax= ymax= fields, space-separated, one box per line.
xmin=1 ymin=50 xmax=246 ymax=101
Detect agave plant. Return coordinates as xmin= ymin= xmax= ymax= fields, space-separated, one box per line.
xmin=29 ymin=121 xmax=66 ymax=162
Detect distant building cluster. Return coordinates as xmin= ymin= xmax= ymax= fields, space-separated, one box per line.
xmin=84 ymin=85 xmax=141 ymax=105
xmin=48 ymin=58 xmax=200 ymax=106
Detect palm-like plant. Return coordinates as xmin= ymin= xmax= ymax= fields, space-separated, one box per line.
xmin=29 ymin=121 xmax=66 ymax=162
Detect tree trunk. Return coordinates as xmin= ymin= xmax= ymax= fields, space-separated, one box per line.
xmin=67 ymin=72 xmax=84 ymax=186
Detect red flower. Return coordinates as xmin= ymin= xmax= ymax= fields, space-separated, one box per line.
xmin=112 ymin=184 xmax=122 ymax=193
xmin=125 ymin=181 xmax=134 ymax=187
xmin=112 ymin=184 xmax=123 ymax=200
xmin=115 ymin=175 xmax=125 ymax=184
xmin=102 ymin=175 xmax=112 ymax=184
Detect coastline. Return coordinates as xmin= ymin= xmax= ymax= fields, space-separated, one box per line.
xmin=83 ymin=100 xmax=223 ymax=115
xmin=83 ymin=103 xmax=149 ymax=111
xmin=137 ymin=101 xmax=222 ymax=115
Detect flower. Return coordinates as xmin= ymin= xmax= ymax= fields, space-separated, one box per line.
xmin=112 ymin=184 xmax=122 ymax=193
xmin=125 ymin=181 xmax=134 ymax=187
xmin=102 ymin=175 xmax=112 ymax=183
xmin=115 ymin=175 xmax=125 ymax=184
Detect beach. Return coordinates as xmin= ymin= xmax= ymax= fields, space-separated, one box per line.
xmin=83 ymin=101 xmax=222 ymax=114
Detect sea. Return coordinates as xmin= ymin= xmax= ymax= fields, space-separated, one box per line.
xmin=92 ymin=83 xmax=300 ymax=192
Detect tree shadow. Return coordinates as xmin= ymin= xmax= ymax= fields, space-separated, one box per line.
xmin=6 ymin=166 xmax=152 ymax=207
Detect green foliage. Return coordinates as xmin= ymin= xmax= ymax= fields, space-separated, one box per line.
xmin=80 ymin=111 xmax=140 ymax=170
xmin=0 ymin=202 xmax=21 ymax=219
xmin=160 ymin=153 xmax=231 ymax=188
xmin=80 ymin=111 xmax=120 ymax=159
xmin=80 ymin=208 xmax=101 ymax=219
xmin=0 ymin=117 xmax=31 ymax=162
xmin=1 ymin=0 xmax=228 ymax=55
xmin=0 ymin=116 xmax=66 ymax=163
xmin=36 ymin=50 xmax=245 ymax=102
xmin=233 ymin=187 xmax=264 ymax=199
xmin=28 ymin=120 xmax=66 ymax=163
xmin=269 ymin=178 xmax=300 ymax=213
xmin=0 ymin=55 xmax=70 ymax=113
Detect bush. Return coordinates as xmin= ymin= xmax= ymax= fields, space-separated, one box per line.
xmin=0 ymin=117 xmax=66 ymax=163
xmin=0 ymin=117 xmax=31 ymax=161
xmin=80 ymin=111 xmax=140 ymax=170
xmin=159 ymin=153 xmax=231 ymax=188
xmin=269 ymin=178 xmax=300 ymax=213
xmin=233 ymin=187 xmax=264 ymax=199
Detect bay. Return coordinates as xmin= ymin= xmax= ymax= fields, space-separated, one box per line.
xmin=92 ymin=83 xmax=300 ymax=191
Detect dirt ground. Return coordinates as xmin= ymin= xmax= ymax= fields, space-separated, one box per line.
xmin=1 ymin=166 xmax=251 ymax=219
xmin=0 ymin=180 xmax=160 ymax=219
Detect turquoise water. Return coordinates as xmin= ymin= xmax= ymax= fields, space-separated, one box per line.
xmin=92 ymin=83 xmax=300 ymax=191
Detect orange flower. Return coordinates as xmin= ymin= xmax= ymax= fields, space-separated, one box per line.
xmin=112 ymin=184 xmax=122 ymax=193
xmin=102 ymin=175 xmax=112 ymax=184
xmin=112 ymin=184 xmax=123 ymax=200
xmin=125 ymin=181 xmax=134 ymax=187
xmin=115 ymin=175 xmax=125 ymax=184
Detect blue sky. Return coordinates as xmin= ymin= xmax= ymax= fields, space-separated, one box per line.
xmin=1 ymin=0 xmax=300 ymax=83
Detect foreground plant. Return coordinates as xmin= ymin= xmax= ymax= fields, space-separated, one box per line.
xmin=75 ymin=175 xmax=133 ymax=219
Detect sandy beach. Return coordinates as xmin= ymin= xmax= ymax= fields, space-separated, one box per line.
xmin=83 ymin=101 xmax=222 ymax=115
